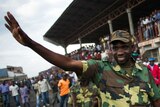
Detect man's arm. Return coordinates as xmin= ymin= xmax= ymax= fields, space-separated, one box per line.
xmin=4 ymin=12 xmax=83 ymax=75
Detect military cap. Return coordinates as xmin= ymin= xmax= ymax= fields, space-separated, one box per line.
xmin=110 ymin=30 xmax=134 ymax=44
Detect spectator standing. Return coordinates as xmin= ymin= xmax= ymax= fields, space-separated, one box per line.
xmin=30 ymin=77 xmax=36 ymax=92
xmin=9 ymin=81 xmax=21 ymax=107
xmin=49 ymin=73 xmax=60 ymax=106
xmin=143 ymin=57 xmax=149 ymax=66
xmin=58 ymin=73 xmax=70 ymax=107
xmin=0 ymin=80 xmax=10 ymax=107
xmin=33 ymin=77 xmax=42 ymax=107
xmin=19 ymin=82 xmax=30 ymax=107
xmin=155 ymin=10 xmax=160 ymax=36
xmin=147 ymin=58 xmax=160 ymax=86
xmin=24 ymin=79 xmax=31 ymax=90
xmin=68 ymin=71 xmax=78 ymax=86
xmin=38 ymin=75 xmax=51 ymax=107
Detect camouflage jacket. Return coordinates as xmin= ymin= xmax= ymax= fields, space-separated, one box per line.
xmin=68 ymin=81 xmax=101 ymax=107
xmin=81 ymin=59 xmax=160 ymax=107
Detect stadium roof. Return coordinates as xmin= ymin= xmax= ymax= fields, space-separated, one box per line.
xmin=44 ymin=0 xmax=160 ymax=47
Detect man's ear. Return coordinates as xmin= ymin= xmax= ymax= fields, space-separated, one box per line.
xmin=131 ymin=44 xmax=138 ymax=52
xmin=131 ymin=45 xmax=135 ymax=52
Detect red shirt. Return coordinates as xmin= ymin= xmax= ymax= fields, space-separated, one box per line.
xmin=147 ymin=64 xmax=160 ymax=85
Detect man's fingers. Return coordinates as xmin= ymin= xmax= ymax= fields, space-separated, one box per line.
xmin=4 ymin=16 xmax=12 ymax=27
xmin=5 ymin=24 xmax=12 ymax=32
xmin=7 ymin=12 xmax=19 ymax=27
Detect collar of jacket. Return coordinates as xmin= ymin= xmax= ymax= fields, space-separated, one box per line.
xmin=111 ymin=63 xmax=143 ymax=72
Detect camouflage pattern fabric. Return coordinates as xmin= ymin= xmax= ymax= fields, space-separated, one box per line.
xmin=68 ymin=81 xmax=101 ymax=107
xmin=81 ymin=59 xmax=160 ymax=107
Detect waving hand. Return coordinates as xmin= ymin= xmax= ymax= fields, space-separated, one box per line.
xmin=4 ymin=11 xmax=83 ymax=74
xmin=4 ymin=12 xmax=32 ymax=46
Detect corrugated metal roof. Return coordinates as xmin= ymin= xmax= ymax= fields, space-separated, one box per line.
xmin=0 ymin=68 xmax=8 ymax=78
xmin=44 ymin=0 xmax=160 ymax=47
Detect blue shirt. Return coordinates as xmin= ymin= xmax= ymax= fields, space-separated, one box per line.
xmin=155 ymin=12 xmax=160 ymax=20
xmin=0 ymin=84 xmax=10 ymax=93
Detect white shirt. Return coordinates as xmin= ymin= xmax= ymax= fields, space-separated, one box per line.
xmin=142 ymin=18 xmax=150 ymax=25
xmin=69 ymin=72 xmax=78 ymax=82
xmin=143 ymin=62 xmax=149 ymax=66
xmin=38 ymin=79 xmax=51 ymax=92
xmin=31 ymin=79 xmax=35 ymax=84
xmin=33 ymin=83 xmax=41 ymax=96
xmin=9 ymin=85 xmax=19 ymax=96
xmin=101 ymin=51 xmax=108 ymax=61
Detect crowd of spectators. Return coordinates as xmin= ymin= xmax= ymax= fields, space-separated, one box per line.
xmin=0 ymin=70 xmax=79 ymax=107
xmin=136 ymin=9 xmax=160 ymax=42
xmin=68 ymin=44 xmax=103 ymax=61
xmin=67 ymin=9 xmax=160 ymax=64
xmin=1 ymin=8 xmax=160 ymax=107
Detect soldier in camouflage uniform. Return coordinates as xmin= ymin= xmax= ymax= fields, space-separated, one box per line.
xmin=68 ymin=77 xmax=101 ymax=107
xmin=68 ymin=80 xmax=80 ymax=107
xmin=4 ymin=12 xmax=160 ymax=107
xmin=80 ymin=30 xmax=160 ymax=107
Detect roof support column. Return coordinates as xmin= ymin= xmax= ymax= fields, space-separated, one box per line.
xmin=78 ymin=37 xmax=82 ymax=48
xmin=64 ymin=46 xmax=67 ymax=55
xmin=126 ymin=8 xmax=134 ymax=36
xmin=108 ymin=20 xmax=113 ymax=34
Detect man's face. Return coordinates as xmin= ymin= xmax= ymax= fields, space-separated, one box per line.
xmin=149 ymin=61 xmax=154 ymax=66
xmin=39 ymin=76 xmax=43 ymax=81
xmin=111 ymin=41 xmax=132 ymax=65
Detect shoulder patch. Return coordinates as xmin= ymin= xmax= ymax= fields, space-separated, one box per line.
xmin=81 ymin=60 xmax=88 ymax=73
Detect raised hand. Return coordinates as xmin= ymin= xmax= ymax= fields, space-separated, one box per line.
xmin=4 ymin=12 xmax=32 ymax=46
xmin=4 ymin=12 xmax=83 ymax=73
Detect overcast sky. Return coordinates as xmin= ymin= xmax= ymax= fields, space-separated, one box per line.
xmin=0 ymin=0 xmax=83 ymax=77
